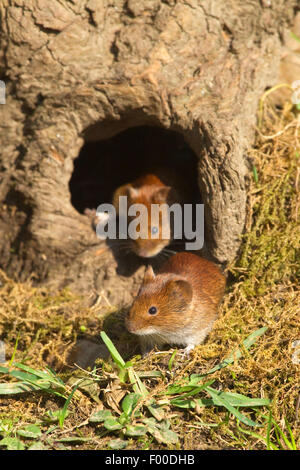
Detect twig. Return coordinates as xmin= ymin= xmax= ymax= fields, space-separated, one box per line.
xmin=295 ymin=392 xmax=300 ymax=423
xmin=255 ymin=120 xmax=296 ymax=140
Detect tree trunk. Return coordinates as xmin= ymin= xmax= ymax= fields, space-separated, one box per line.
xmin=0 ymin=0 xmax=297 ymax=306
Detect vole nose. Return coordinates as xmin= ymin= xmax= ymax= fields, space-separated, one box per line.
xmin=133 ymin=240 xmax=166 ymax=258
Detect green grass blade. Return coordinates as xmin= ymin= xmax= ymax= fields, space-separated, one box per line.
xmin=171 ymin=396 xmax=215 ymax=409
xmin=210 ymin=390 xmax=270 ymax=408
xmin=9 ymin=332 xmax=20 ymax=367
xmin=273 ymin=425 xmax=285 ymax=449
xmin=12 ymin=362 xmax=64 ymax=387
xmin=252 ymin=165 xmax=259 ymax=183
xmin=59 ymin=383 xmax=79 ymax=428
xmin=272 ymin=419 xmax=296 ymax=450
xmin=0 ymin=363 xmax=67 ymax=398
xmin=100 ymin=332 xmax=126 ymax=370
xmin=136 ymin=371 xmax=163 ymax=379
xmin=127 ymin=367 xmax=148 ymax=398
xmin=0 ymin=381 xmax=48 ymax=395
xmin=242 ymin=327 xmax=268 ymax=349
xmin=168 ymin=350 xmax=177 ymax=371
xmin=167 ymin=380 xmax=215 ymax=400
xmin=203 ymin=327 xmax=268 ymax=376
xmin=206 ymin=387 xmax=261 ymax=427
xmin=45 ymin=366 xmax=66 ymax=386
xmin=236 ymin=421 xmax=279 ymax=450
xmin=0 ymin=365 xmax=42 ymax=384
xmin=290 ymin=31 xmax=300 ymax=43
xmin=266 ymin=409 xmax=273 ymax=450
xmin=284 ymin=418 xmax=297 ymax=450
xmin=100 ymin=333 xmax=148 ymax=397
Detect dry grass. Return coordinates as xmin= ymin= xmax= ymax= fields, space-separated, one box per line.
xmin=0 ymin=94 xmax=299 ymax=450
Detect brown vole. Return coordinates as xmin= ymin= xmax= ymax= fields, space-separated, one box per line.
xmin=125 ymin=252 xmax=226 ymax=355
xmin=112 ymin=171 xmax=190 ymax=258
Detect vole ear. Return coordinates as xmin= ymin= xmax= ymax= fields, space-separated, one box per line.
xmin=143 ymin=265 xmax=155 ymax=283
xmin=128 ymin=186 xmax=139 ymax=199
xmin=167 ymin=279 xmax=193 ymax=304
xmin=113 ymin=184 xmax=139 ymax=213
xmin=153 ymin=186 xmax=171 ymax=203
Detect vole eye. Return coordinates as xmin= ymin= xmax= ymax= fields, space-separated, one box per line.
xmin=148 ymin=306 xmax=157 ymax=315
xmin=151 ymin=226 xmax=158 ymax=235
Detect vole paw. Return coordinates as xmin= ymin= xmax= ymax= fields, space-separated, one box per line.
xmin=84 ymin=208 xmax=96 ymax=217
xmin=179 ymin=344 xmax=195 ymax=359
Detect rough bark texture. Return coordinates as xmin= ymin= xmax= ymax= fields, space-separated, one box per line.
xmin=0 ymin=0 xmax=297 ymax=306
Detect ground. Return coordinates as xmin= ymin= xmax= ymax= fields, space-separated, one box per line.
xmin=0 ymin=93 xmax=299 ymax=451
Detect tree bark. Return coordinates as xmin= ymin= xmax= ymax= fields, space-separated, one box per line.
xmin=0 ymin=0 xmax=297 ymax=305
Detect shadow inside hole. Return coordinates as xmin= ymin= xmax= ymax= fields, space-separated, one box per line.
xmin=69 ymin=125 xmax=200 ymax=212
xmin=66 ymin=309 xmax=140 ymax=369
xmin=69 ymin=125 xmax=202 ymax=273
xmin=106 ymin=235 xmax=146 ymax=277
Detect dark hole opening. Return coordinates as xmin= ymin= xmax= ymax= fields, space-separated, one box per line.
xmin=69 ymin=125 xmax=201 ymax=214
